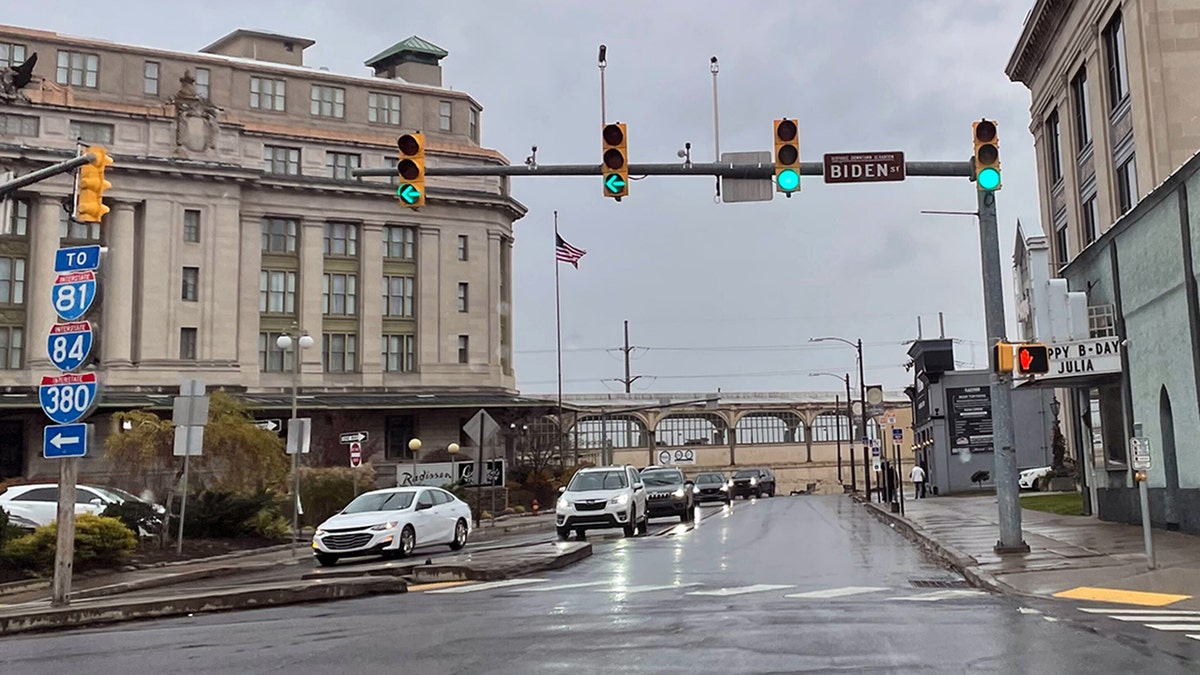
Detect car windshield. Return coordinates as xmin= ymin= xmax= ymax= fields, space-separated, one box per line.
xmin=696 ymin=474 xmax=724 ymax=484
xmin=733 ymin=470 xmax=759 ymax=479
xmin=568 ymin=471 xmax=628 ymax=491
xmin=91 ymin=486 xmax=138 ymax=503
xmin=641 ymin=470 xmax=683 ymax=486
xmin=341 ymin=491 xmax=415 ymax=513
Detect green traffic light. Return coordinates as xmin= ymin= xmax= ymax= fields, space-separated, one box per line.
xmin=978 ymin=167 xmax=1001 ymax=191
xmin=777 ymin=168 xmax=800 ymax=192
xmin=397 ymin=183 xmax=422 ymax=204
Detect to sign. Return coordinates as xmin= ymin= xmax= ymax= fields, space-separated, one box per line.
xmin=349 ymin=441 xmax=362 ymax=468
xmin=52 ymin=271 xmax=97 ymax=321
xmin=53 ymin=244 xmax=101 ymax=273
xmin=46 ymin=321 xmax=94 ymax=372
xmin=823 ymin=151 xmax=905 ymax=184
xmin=39 ymin=372 xmax=99 ymax=425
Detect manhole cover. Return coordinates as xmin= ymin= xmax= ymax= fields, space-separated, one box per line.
xmin=908 ymin=579 xmax=973 ymax=589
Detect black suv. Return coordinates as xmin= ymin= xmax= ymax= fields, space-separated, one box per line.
xmin=692 ymin=472 xmax=731 ymax=505
xmin=730 ymin=467 xmax=776 ymax=499
xmin=640 ymin=466 xmax=695 ymax=522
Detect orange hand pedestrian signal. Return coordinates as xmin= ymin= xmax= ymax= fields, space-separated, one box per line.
xmin=1014 ymin=344 xmax=1050 ymax=376
xmin=1019 ymin=348 xmax=1033 ymax=371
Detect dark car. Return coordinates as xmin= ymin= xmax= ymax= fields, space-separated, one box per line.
xmin=730 ymin=467 xmax=776 ymax=499
xmin=639 ymin=466 xmax=695 ymax=522
xmin=692 ymin=472 xmax=731 ymax=505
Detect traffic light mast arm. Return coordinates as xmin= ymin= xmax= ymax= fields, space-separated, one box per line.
xmin=0 ymin=153 xmax=100 ymax=199
xmin=353 ymin=160 xmax=973 ymax=179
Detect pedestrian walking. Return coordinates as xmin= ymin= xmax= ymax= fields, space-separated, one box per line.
xmin=910 ymin=464 xmax=926 ymax=499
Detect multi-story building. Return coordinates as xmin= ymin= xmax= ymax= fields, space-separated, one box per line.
xmin=1007 ymin=1 xmax=1200 ymax=531
xmin=0 ymin=25 xmax=557 ymax=483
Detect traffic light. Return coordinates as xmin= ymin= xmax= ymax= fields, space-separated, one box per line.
xmin=602 ymin=122 xmax=628 ymax=199
xmin=75 ymin=146 xmax=112 ymax=223
xmin=773 ymin=118 xmax=800 ymax=194
xmin=992 ymin=341 xmax=1014 ymax=373
xmin=973 ymin=118 xmax=1001 ymax=192
xmin=396 ymin=132 xmax=425 ymax=208
xmin=1014 ymin=343 xmax=1050 ymax=376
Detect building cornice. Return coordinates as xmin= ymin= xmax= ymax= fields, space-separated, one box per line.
xmin=1006 ymin=0 xmax=1075 ymax=87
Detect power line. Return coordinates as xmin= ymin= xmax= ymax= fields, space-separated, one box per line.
xmin=518 ymin=362 xmax=908 ymax=387
xmin=515 ymin=339 xmax=978 ymax=356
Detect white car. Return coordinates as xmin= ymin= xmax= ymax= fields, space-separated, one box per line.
xmin=312 ymin=486 xmax=471 ymax=567
xmin=556 ymin=465 xmax=648 ymax=540
xmin=0 ymin=483 xmax=165 ymax=527
xmin=1019 ymin=466 xmax=1054 ymax=490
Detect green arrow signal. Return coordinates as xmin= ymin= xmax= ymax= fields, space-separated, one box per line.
xmin=604 ymin=173 xmax=627 ymax=194
xmin=398 ymin=183 xmax=422 ymax=204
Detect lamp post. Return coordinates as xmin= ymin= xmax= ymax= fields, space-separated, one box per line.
xmin=277 ymin=326 xmax=314 ymax=557
xmin=810 ymin=337 xmax=867 ymax=489
xmin=408 ymin=438 xmax=422 ymax=486
xmin=811 ymin=371 xmax=855 ymax=490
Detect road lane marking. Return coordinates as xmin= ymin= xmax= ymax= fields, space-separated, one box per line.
xmin=1188 ymin=635 xmax=1200 ymax=641
xmin=891 ymin=589 xmax=988 ymax=602
xmin=784 ymin=586 xmax=889 ymax=599
xmin=1144 ymin=624 xmax=1200 ymax=631
xmin=1054 ymin=586 xmax=1191 ymax=606
xmin=407 ymin=581 xmax=472 ymax=592
xmin=427 ymin=578 xmax=547 ymax=594
xmin=1109 ymin=615 xmax=1200 ymax=622
xmin=1078 ymin=608 xmax=1200 ymax=615
xmin=598 ymin=583 xmax=702 ymax=594
xmin=686 ymin=584 xmax=796 ymax=597
xmin=517 ymin=581 xmax=610 ymax=592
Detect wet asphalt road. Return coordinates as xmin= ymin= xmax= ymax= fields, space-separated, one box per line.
xmin=3 ymin=495 xmax=1199 ymax=674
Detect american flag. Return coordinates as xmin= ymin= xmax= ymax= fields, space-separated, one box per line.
xmin=556 ymin=234 xmax=586 ymax=268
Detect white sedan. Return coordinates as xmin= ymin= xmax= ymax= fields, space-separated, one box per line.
xmin=1018 ymin=466 xmax=1054 ymax=490
xmin=0 ymin=483 xmax=165 ymax=526
xmin=312 ymin=486 xmax=472 ymax=567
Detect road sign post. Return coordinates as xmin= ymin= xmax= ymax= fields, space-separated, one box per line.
xmin=463 ymin=409 xmax=499 ymax=527
xmin=1131 ymin=436 xmax=1155 ymax=570
xmin=172 ymin=378 xmax=208 ymax=555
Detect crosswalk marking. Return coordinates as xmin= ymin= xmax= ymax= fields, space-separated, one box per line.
xmin=1110 ymin=615 xmax=1200 ymax=622
xmin=427 ymin=578 xmax=547 ymax=594
xmin=517 ymin=581 xmax=611 ymax=592
xmin=784 ymin=586 xmax=889 ymax=599
xmin=892 ymin=589 xmax=987 ymax=602
xmin=600 ymin=583 xmax=702 ymax=594
xmin=686 ymin=584 xmax=796 ymax=597
xmin=1188 ymin=635 xmax=1200 ymax=641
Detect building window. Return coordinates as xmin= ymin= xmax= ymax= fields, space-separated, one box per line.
xmin=0 ymin=113 xmax=38 ymax=138
xmin=322 ymin=333 xmax=358 ymax=373
xmin=383 ymin=275 xmax=415 ymax=317
xmin=69 ymin=121 xmax=113 ymax=145
xmin=1103 ymin=10 xmax=1129 ymax=110
xmin=1046 ymin=110 xmax=1062 ymax=184
xmin=369 ymin=92 xmax=401 ymax=125
xmin=261 ymin=217 xmax=299 ymax=253
xmin=323 ymin=222 xmax=358 ymax=256
xmin=263 ymin=145 xmax=300 ymax=176
xmin=1071 ymin=67 xmax=1091 ymax=149
xmin=468 ymin=108 xmax=478 ymax=142
xmin=322 ymin=273 xmax=358 ymax=315
xmin=5 ymin=198 xmax=28 ymax=236
xmin=384 ymin=225 xmax=416 ymax=259
xmin=258 ymin=332 xmax=293 ymax=372
xmin=56 ymin=50 xmax=99 ymax=88
xmin=250 ymin=76 xmax=286 ymax=111
xmin=143 ymin=61 xmax=159 ymax=96
xmin=439 ymin=101 xmax=452 ymax=131
xmin=457 ymin=282 xmax=469 ymax=312
xmin=385 ymin=415 xmax=417 ymax=460
xmin=326 ymin=152 xmax=361 ymax=180
xmin=180 ymin=327 xmax=197 ymax=360
xmin=194 ymin=67 xmax=210 ymax=98
xmin=60 ymin=210 xmax=100 ymax=241
xmin=457 ymin=235 xmax=468 ymax=261
xmin=259 ymin=270 xmax=297 ymax=313
xmin=383 ymin=334 xmax=416 ymax=373
xmin=1082 ymin=195 xmax=1099 ymax=245
xmin=1054 ymin=222 xmax=1069 ymax=269
xmin=310 ymin=85 xmax=346 ymax=118
xmin=181 ymin=267 xmax=199 ymax=301
xmin=183 ymin=209 xmax=200 ymax=242
xmin=0 ymin=326 xmax=24 ymax=369
xmin=457 ymin=335 xmax=469 ymax=364
xmin=0 ymin=257 xmax=26 ymax=305
xmin=1116 ymin=156 xmax=1137 ymax=216
xmin=0 ymin=43 xmax=27 ymax=68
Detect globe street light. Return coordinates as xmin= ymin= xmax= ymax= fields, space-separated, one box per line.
xmin=408 ymin=438 xmax=422 ymax=486
xmin=277 ymin=326 xmax=314 ymax=556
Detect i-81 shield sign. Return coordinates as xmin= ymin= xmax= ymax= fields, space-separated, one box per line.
xmin=52 ymin=270 xmax=98 ymax=321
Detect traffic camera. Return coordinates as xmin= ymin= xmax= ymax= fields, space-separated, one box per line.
xmin=973 ymin=119 xmax=1001 ymax=192
xmin=602 ymin=123 xmax=628 ymax=199
xmin=75 ymin=146 xmax=112 ymax=223
xmin=396 ymin=133 xmax=426 ymax=208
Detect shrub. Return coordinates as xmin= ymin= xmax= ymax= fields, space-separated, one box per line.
xmin=294 ymin=466 xmax=378 ymax=528
xmin=512 ymin=505 xmax=526 ymax=514
xmin=179 ymin=490 xmax=285 ymax=539
xmin=501 ymin=507 xmax=516 ymax=516
xmin=0 ymin=514 xmax=136 ymax=574
xmin=244 ymin=508 xmax=290 ymax=540
xmin=101 ymin=501 xmax=165 ymax=539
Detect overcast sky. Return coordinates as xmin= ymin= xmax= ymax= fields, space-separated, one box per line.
xmin=7 ymin=0 xmax=1041 ymax=395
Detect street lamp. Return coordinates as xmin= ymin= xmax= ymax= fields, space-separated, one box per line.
xmin=811 ymin=336 xmax=869 ymax=497
xmin=277 ymin=326 xmax=314 ymax=556
xmin=408 ymin=438 xmax=422 ymax=486
xmin=811 ymin=371 xmax=856 ymax=490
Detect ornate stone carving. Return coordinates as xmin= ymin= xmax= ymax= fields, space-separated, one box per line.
xmin=168 ymin=70 xmax=220 ymax=155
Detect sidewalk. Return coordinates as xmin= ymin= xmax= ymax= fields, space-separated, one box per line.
xmin=863 ymin=493 xmax=1200 ymax=609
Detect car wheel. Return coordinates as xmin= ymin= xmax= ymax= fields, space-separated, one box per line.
xmin=397 ymin=525 xmax=416 ymax=558
xmin=636 ymin=508 xmax=649 ymax=534
xmin=448 ymin=518 xmax=468 ymax=551
xmin=623 ymin=510 xmax=636 ymax=537
xmin=315 ymin=553 xmax=339 ymax=567
xmin=556 ymin=526 xmax=571 ymax=541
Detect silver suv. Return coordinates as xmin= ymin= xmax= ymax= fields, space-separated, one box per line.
xmin=556 ymin=465 xmax=648 ymax=539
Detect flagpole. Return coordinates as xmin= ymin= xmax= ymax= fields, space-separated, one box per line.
xmin=554 ymin=211 xmax=565 ymax=459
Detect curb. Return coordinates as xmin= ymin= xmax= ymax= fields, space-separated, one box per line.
xmin=302 ymin=542 xmax=592 ymax=584
xmin=71 ymin=559 xmax=299 ymax=601
xmin=471 ymin=518 xmax=555 ymax=540
xmin=0 ymin=577 xmax=407 ymax=637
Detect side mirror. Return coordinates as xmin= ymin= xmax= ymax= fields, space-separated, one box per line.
xmin=633 ymin=483 xmax=644 ymax=492
xmin=89 ymin=498 xmax=104 ymax=506
xmin=416 ymin=501 xmax=433 ymax=511
xmin=558 ymin=486 xmax=566 ymax=494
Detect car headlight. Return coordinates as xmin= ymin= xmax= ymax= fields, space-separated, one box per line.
xmin=557 ymin=497 xmax=570 ymax=510
xmin=749 ymin=477 xmax=758 ymax=486
xmin=369 ymin=521 xmax=398 ymax=531
xmin=719 ymin=485 xmax=728 ymax=491
xmin=693 ymin=486 xmax=700 ymax=494
xmin=610 ymin=493 xmax=630 ymax=506
xmin=314 ymin=529 xmax=326 ymax=537
xmin=673 ymin=488 xmax=685 ymax=498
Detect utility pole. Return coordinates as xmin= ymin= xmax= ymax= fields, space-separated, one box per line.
xmin=618 ymin=320 xmax=641 ymax=393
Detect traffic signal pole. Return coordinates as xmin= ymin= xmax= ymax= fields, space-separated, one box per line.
xmin=0 ymin=153 xmax=98 ymax=198
xmin=354 ymin=160 xmax=972 ymax=180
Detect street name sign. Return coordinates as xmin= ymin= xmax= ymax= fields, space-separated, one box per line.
xmin=340 ymin=431 xmax=368 ymax=444
xmin=255 ymin=419 xmax=283 ymax=432
xmin=52 ymin=271 xmax=97 ymax=321
xmin=39 ymin=373 xmax=99 ymax=425
xmin=46 ymin=321 xmax=95 ymax=372
xmin=823 ymin=151 xmax=905 ymax=184
xmin=43 ymin=422 xmax=90 ymax=459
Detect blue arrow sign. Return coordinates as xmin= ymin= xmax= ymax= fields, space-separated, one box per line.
xmin=40 ymin=373 xmax=99 ymax=425
xmin=604 ymin=173 xmax=627 ymax=194
xmin=54 ymin=245 xmax=102 ymax=274
xmin=398 ymin=183 xmax=422 ymax=204
xmin=47 ymin=321 xmax=95 ymax=372
xmin=43 ymin=422 xmax=89 ymax=459
xmin=52 ymin=271 xmax=98 ymax=321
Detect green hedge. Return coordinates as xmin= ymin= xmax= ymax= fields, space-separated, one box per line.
xmin=0 ymin=514 xmax=136 ymax=574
